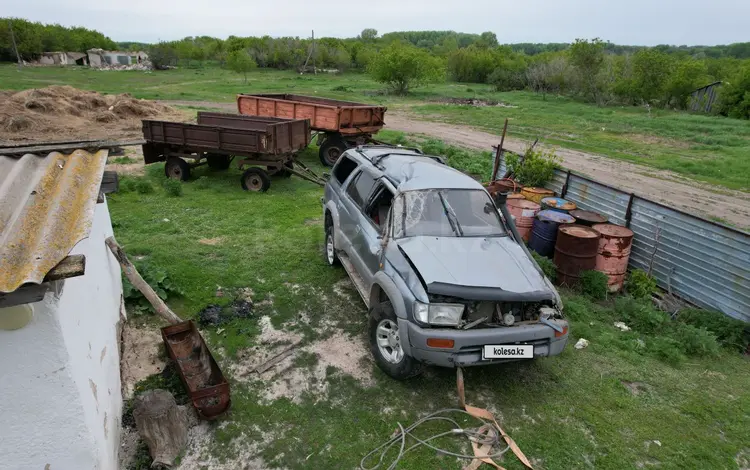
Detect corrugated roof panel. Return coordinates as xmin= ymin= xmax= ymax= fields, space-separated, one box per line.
xmin=0 ymin=149 xmax=108 ymax=293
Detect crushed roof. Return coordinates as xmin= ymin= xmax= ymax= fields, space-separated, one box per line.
xmin=0 ymin=150 xmax=108 ymax=293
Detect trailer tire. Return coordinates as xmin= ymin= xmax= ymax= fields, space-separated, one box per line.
xmin=240 ymin=168 xmax=271 ymax=192
xmin=206 ymin=153 xmax=231 ymax=170
xmin=165 ymin=157 xmax=191 ymax=181
xmin=319 ymin=136 xmax=348 ymax=167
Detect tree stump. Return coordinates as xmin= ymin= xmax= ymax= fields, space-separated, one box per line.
xmin=133 ymin=389 xmax=189 ymax=468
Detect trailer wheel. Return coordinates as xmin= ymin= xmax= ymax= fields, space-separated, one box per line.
xmin=206 ymin=153 xmax=231 ymax=171
xmin=319 ymin=136 xmax=348 ymax=167
xmin=165 ymin=157 xmax=190 ymax=181
xmin=241 ymin=168 xmax=271 ymax=192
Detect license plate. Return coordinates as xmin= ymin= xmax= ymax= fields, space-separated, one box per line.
xmin=482 ymin=345 xmax=534 ymax=360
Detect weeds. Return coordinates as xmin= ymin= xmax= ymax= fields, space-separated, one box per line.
xmin=506 ymin=146 xmax=560 ymax=187
xmin=123 ymin=261 xmax=183 ymax=315
xmin=162 ymin=178 xmax=183 ymax=197
xmin=625 ymin=269 xmax=657 ymax=299
xmin=579 ymin=270 xmax=609 ymax=300
xmin=135 ymin=179 xmax=154 ymax=195
xmin=532 ymin=251 xmax=557 ymax=283
xmin=677 ymin=308 xmax=750 ymax=352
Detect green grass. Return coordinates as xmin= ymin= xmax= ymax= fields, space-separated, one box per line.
xmin=3 ymin=64 xmax=749 ymax=190
xmin=110 ymin=133 xmax=750 ymax=470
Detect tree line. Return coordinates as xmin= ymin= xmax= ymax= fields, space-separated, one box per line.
xmin=0 ymin=18 xmax=116 ymax=61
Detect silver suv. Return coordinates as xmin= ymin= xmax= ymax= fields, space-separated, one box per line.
xmin=322 ymin=146 xmax=569 ymax=380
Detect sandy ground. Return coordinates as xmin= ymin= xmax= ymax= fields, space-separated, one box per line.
xmin=161 ymin=100 xmax=749 ymax=230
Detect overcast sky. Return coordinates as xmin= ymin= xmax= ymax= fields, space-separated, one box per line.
xmin=3 ymin=0 xmax=748 ymax=46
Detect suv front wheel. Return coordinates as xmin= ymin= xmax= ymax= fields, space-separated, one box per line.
xmin=369 ymin=300 xmax=423 ymax=380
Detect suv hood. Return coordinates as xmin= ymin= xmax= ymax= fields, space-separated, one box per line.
xmin=396 ymin=236 xmax=554 ymax=301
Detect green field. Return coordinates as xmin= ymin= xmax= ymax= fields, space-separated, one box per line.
xmin=107 ymin=135 xmax=750 ymax=470
xmin=2 ymin=64 xmax=750 ymax=190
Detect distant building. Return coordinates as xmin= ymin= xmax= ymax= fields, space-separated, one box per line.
xmin=37 ymin=51 xmax=88 ymax=66
xmin=0 ymin=150 xmax=123 ymax=470
xmin=688 ymin=81 xmax=722 ymax=113
xmin=87 ymin=49 xmax=149 ymax=68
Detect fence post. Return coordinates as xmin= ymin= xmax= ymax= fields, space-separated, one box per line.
xmin=625 ymin=193 xmax=635 ymax=228
xmin=561 ymin=170 xmax=572 ymax=199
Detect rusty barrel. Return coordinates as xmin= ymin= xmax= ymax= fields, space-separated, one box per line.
xmin=507 ymin=193 xmax=525 ymax=201
xmin=521 ymin=187 xmax=554 ymax=204
xmin=529 ymin=210 xmax=575 ymax=258
xmin=554 ymin=225 xmax=601 ymax=287
xmin=592 ymin=223 xmax=634 ymax=292
xmin=541 ymin=197 xmax=577 ymax=213
xmin=506 ymin=199 xmax=541 ymax=242
xmin=570 ymin=209 xmax=609 ymax=227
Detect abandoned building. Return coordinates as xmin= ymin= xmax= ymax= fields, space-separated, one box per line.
xmin=87 ymin=49 xmax=149 ymax=68
xmin=38 ymin=51 xmax=88 ymax=66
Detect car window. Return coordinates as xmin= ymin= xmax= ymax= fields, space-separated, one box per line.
xmin=365 ymin=183 xmax=395 ymax=229
xmin=393 ymin=189 xmax=507 ymax=238
xmin=333 ymin=155 xmax=358 ymax=184
xmin=345 ymin=171 xmax=377 ymax=209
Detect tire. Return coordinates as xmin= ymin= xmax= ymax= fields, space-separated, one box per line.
xmin=206 ymin=153 xmax=231 ymax=170
xmin=165 ymin=157 xmax=190 ymax=181
xmin=369 ymin=301 xmax=423 ymax=380
xmin=324 ymin=225 xmax=340 ymax=266
xmin=240 ymin=168 xmax=271 ymax=192
xmin=319 ymin=135 xmax=348 ymax=167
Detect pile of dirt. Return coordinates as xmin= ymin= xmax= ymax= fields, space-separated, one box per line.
xmin=0 ymin=85 xmax=185 ymax=144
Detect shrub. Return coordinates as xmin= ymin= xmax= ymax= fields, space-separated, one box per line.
xmin=123 ymin=262 xmax=183 ymax=315
xmin=135 ymin=179 xmax=154 ymax=194
xmin=532 ymin=252 xmax=557 ymax=283
xmin=677 ymin=308 xmax=750 ymax=353
xmin=368 ymin=43 xmax=443 ymax=95
xmin=195 ymin=176 xmax=212 ymax=189
xmin=648 ymin=336 xmax=684 ymax=365
xmin=506 ymin=147 xmax=560 ymax=187
xmin=668 ymin=323 xmax=720 ymax=357
xmin=614 ymin=296 xmax=668 ymax=334
xmin=162 ymin=178 xmax=183 ymax=197
xmin=579 ymin=270 xmax=609 ymax=300
xmin=226 ymin=49 xmax=257 ymax=83
xmin=119 ymin=177 xmax=137 ymax=193
xmin=625 ymin=269 xmax=657 ymax=299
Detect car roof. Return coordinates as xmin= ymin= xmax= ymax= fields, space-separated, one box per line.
xmin=351 ymin=146 xmax=485 ymax=192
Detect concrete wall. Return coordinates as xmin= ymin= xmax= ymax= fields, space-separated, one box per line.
xmin=0 ymin=198 xmax=123 ymax=470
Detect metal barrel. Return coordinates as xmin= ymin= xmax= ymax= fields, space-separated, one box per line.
xmin=506 ymin=199 xmax=541 ymax=242
xmin=541 ymin=197 xmax=577 ymax=213
xmin=529 ymin=210 xmax=575 ymax=258
xmin=570 ymin=209 xmax=609 ymax=227
xmin=521 ymin=187 xmax=555 ymax=204
xmin=554 ymin=225 xmax=601 ymax=287
xmin=592 ymin=223 xmax=634 ymax=292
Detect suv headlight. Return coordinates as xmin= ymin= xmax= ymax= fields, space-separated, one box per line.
xmin=413 ymin=302 xmax=464 ymax=326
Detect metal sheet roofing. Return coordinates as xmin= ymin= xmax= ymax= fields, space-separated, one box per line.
xmin=0 ymin=149 xmax=108 ymax=293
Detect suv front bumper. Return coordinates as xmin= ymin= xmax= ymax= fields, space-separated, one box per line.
xmin=399 ymin=318 xmax=569 ymax=368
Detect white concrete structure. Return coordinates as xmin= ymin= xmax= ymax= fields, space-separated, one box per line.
xmin=87 ymin=49 xmax=148 ymax=68
xmin=38 ymin=51 xmax=87 ymax=66
xmin=0 ymin=199 xmax=123 ymax=470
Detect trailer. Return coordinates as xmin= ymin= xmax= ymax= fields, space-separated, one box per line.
xmin=142 ymin=112 xmax=324 ymax=192
xmin=236 ymin=93 xmax=387 ymax=167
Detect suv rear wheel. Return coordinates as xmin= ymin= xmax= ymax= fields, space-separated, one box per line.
xmin=369 ymin=300 xmax=423 ymax=380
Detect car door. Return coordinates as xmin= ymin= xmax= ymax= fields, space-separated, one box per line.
xmin=358 ymin=182 xmax=396 ymax=287
xmin=340 ymin=169 xmax=378 ymax=274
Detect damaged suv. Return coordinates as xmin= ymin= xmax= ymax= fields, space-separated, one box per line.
xmin=322 ymin=146 xmax=569 ymax=379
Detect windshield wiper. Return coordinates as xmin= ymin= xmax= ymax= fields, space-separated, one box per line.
xmin=438 ymin=192 xmax=464 ymax=237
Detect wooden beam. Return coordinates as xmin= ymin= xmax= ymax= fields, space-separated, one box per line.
xmin=43 ymin=255 xmax=86 ymax=282
xmin=0 ymin=284 xmax=49 ymax=309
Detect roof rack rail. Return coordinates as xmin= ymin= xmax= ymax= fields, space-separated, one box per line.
xmin=356 ymin=144 xmax=424 ymax=154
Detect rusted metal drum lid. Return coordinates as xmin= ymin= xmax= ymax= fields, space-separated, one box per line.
xmin=537 ymin=210 xmax=575 ymax=224
xmin=507 ymin=199 xmax=541 ymax=211
xmin=559 ymin=225 xmax=600 ymax=238
xmin=592 ymin=223 xmax=634 ymax=239
xmin=507 ymin=193 xmax=525 ymax=200
xmin=524 ymin=187 xmax=554 ymax=195
xmin=570 ymin=209 xmax=608 ymax=225
xmin=541 ymin=197 xmax=577 ymax=211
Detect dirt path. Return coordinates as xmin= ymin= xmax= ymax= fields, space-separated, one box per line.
xmin=163 ymin=100 xmax=750 ymax=230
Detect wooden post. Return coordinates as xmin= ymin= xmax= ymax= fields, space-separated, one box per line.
xmin=105 ymin=237 xmax=182 ymax=325
xmin=133 ymin=390 xmax=189 ymax=468
xmin=491 ymin=118 xmax=509 ymax=181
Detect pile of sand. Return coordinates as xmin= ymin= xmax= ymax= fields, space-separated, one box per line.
xmin=0 ymin=85 xmax=185 ymax=144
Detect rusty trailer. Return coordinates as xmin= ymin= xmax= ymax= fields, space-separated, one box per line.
xmin=236 ymin=93 xmax=387 ymax=167
xmin=142 ymin=112 xmax=324 ymax=192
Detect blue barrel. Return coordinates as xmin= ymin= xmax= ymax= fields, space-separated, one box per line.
xmin=529 ymin=210 xmax=576 ymax=258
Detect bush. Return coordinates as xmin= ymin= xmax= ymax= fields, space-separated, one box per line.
xmin=668 ymin=323 xmax=721 ymax=357
xmin=532 ymin=252 xmax=557 ymax=283
xmin=614 ymin=297 xmax=668 ymax=334
xmin=579 ymin=270 xmax=609 ymax=300
xmin=119 ymin=177 xmax=137 ymax=193
xmin=625 ymin=269 xmax=657 ymax=299
xmin=506 ymin=147 xmax=560 ymax=187
xmin=648 ymin=336 xmax=684 ymax=365
xmin=162 ymin=178 xmax=183 ymax=197
xmin=715 ymin=65 xmax=750 ymax=119
xmin=368 ymin=43 xmax=443 ymax=95
xmin=123 ymin=261 xmax=183 ymax=315
xmin=677 ymin=308 xmax=750 ymax=353
xmin=135 ymin=179 xmax=154 ymax=194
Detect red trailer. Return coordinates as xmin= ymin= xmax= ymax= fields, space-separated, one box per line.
xmin=236 ymin=93 xmax=387 ymax=166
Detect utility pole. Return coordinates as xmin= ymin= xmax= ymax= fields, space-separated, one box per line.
xmin=311 ymin=30 xmax=316 ymax=75
xmin=8 ymin=20 xmax=22 ymax=70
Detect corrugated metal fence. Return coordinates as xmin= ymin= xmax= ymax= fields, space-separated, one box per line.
xmin=494 ymin=152 xmax=750 ymax=322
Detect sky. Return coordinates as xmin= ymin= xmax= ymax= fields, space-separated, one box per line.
xmin=3 ymin=0 xmax=749 ymax=46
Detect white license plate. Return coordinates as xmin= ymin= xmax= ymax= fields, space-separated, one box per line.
xmin=482 ymin=345 xmax=534 ymax=359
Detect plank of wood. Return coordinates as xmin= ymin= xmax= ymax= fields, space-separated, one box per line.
xmin=43 ymin=255 xmax=86 ymax=282
xmin=100 ymin=170 xmax=119 ymax=194
xmin=253 ymin=341 xmax=301 ymax=374
xmin=0 ymin=283 xmax=49 ymax=308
